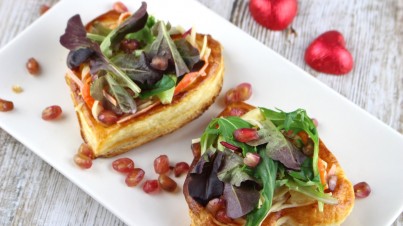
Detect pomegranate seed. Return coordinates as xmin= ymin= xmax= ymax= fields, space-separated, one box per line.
xmin=0 ymin=98 xmax=14 ymax=112
xmin=113 ymin=1 xmax=128 ymax=13
xmin=174 ymin=162 xmax=190 ymax=177
xmin=220 ymin=141 xmax=241 ymax=152
xmin=228 ymin=107 xmax=248 ymax=116
xmin=112 ymin=158 xmax=135 ymax=173
xmin=120 ymin=39 xmax=140 ymax=54
xmin=354 ymin=182 xmax=371 ymax=199
xmin=26 ymin=58 xmax=40 ymax=75
xmin=216 ymin=209 xmax=232 ymax=224
xmin=143 ymin=180 xmax=160 ymax=193
xmin=243 ymin=152 xmax=261 ymax=168
xmin=125 ymin=168 xmax=145 ymax=187
xmin=158 ymin=174 xmax=177 ymax=192
xmin=74 ymin=153 xmax=92 ymax=169
xmin=39 ymin=4 xmax=50 ymax=15
xmin=150 ymin=56 xmax=169 ymax=71
xmin=77 ymin=143 xmax=94 ymax=159
xmin=225 ymin=83 xmax=252 ymax=105
xmin=42 ymin=105 xmax=62 ymax=120
xmin=154 ymin=155 xmax=170 ymax=174
xmin=206 ymin=198 xmax=226 ymax=215
xmin=98 ymin=110 xmax=118 ymax=125
xmin=233 ymin=128 xmax=259 ymax=143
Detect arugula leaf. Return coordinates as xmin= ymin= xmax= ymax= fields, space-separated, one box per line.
xmin=285 ymin=179 xmax=338 ymax=205
xmin=223 ymin=183 xmax=260 ymax=219
xmin=246 ymin=148 xmax=278 ymax=226
xmin=200 ymin=117 xmax=253 ymax=155
xmin=147 ymin=21 xmax=190 ymax=77
xmin=155 ymin=75 xmax=177 ymax=104
xmin=100 ymin=2 xmax=148 ymax=57
xmin=259 ymin=108 xmax=320 ymax=178
xmin=105 ymin=74 xmax=137 ymax=113
xmin=125 ymin=15 xmax=156 ymax=45
xmin=139 ymin=74 xmax=176 ymax=99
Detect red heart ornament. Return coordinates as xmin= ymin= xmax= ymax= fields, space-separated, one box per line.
xmin=249 ymin=0 xmax=298 ymax=31
xmin=305 ymin=31 xmax=354 ymax=75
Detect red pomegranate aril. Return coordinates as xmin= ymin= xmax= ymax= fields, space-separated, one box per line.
xmin=158 ymin=174 xmax=177 ymax=192
xmin=78 ymin=143 xmax=94 ymax=159
xmin=236 ymin=83 xmax=252 ymax=101
xmin=112 ymin=158 xmax=135 ymax=173
xmin=225 ymin=83 xmax=252 ymax=105
xmin=98 ymin=110 xmax=118 ymax=125
xmin=113 ymin=1 xmax=128 ymax=13
xmin=206 ymin=198 xmax=226 ymax=215
xmin=174 ymin=162 xmax=190 ymax=177
xmin=228 ymin=107 xmax=248 ymax=116
xmin=120 ymin=39 xmax=140 ymax=54
xmin=220 ymin=141 xmax=241 ymax=152
xmin=216 ymin=209 xmax=232 ymax=224
xmin=234 ymin=128 xmax=259 ymax=143
xmin=354 ymin=181 xmax=371 ymax=199
xmin=39 ymin=4 xmax=50 ymax=15
xmin=150 ymin=56 xmax=169 ymax=71
xmin=125 ymin=168 xmax=145 ymax=187
xmin=26 ymin=58 xmax=40 ymax=75
xmin=243 ymin=152 xmax=261 ymax=168
xmin=143 ymin=179 xmax=160 ymax=193
xmin=191 ymin=142 xmax=201 ymax=158
xmin=154 ymin=155 xmax=170 ymax=174
xmin=42 ymin=105 xmax=62 ymax=120
xmin=0 ymin=98 xmax=14 ymax=112
xmin=74 ymin=153 xmax=92 ymax=169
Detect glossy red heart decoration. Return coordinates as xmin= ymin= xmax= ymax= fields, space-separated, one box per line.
xmin=249 ymin=0 xmax=298 ymax=31
xmin=305 ymin=30 xmax=354 ymax=75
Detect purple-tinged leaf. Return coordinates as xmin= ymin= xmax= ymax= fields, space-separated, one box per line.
xmin=223 ymin=183 xmax=260 ymax=219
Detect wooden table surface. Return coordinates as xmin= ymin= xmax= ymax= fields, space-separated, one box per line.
xmin=0 ymin=0 xmax=402 ymax=225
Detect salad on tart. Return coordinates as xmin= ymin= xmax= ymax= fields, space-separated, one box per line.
xmin=59 ymin=2 xmax=224 ymax=158
xmin=184 ymin=102 xmax=355 ymax=226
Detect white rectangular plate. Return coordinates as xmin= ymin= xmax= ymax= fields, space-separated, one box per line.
xmin=0 ymin=0 xmax=402 ymax=225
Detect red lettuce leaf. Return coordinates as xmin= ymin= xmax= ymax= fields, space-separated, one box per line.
xmin=223 ymin=183 xmax=260 ymax=219
xmin=188 ymin=151 xmax=225 ymax=206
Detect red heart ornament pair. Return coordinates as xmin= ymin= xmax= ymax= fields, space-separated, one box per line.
xmin=305 ymin=31 xmax=354 ymax=75
xmin=249 ymin=0 xmax=298 ymax=31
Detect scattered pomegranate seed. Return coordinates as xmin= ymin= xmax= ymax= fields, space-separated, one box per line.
xmin=98 ymin=110 xmax=118 ymax=125
xmin=125 ymin=168 xmax=145 ymax=187
xmin=77 ymin=143 xmax=94 ymax=159
xmin=120 ymin=39 xmax=140 ymax=54
xmin=206 ymin=198 xmax=226 ymax=215
xmin=220 ymin=141 xmax=241 ymax=152
xmin=0 ymin=98 xmax=14 ymax=112
xmin=354 ymin=182 xmax=371 ymax=199
xmin=174 ymin=162 xmax=190 ymax=177
xmin=26 ymin=58 xmax=40 ymax=75
xmin=113 ymin=1 xmax=128 ymax=13
xmin=39 ymin=4 xmax=50 ymax=15
xmin=233 ymin=128 xmax=259 ymax=143
xmin=243 ymin=152 xmax=261 ymax=168
xmin=154 ymin=155 xmax=170 ymax=174
xmin=216 ymin=209 xmax=232 ymax=224
xmin=74 ymin=153 xmax=92 ymax=169
xmin=191 ymin=142 xmax=201 ymax=158
xmin=143 ymin=179 xmax=160 ymax=194
xmin=151 ymin=56 xmax=169 ymax=71
xmin=228 ymin=107 xmax=248 ymax=116
xmin=112 ymin=158 xmax=135 ymax=173
xmin=158 ymin=174 xmax=177 ymax=192
xmin=42 ymin=105 xmax=62 ymax=120
xmin=225 ymin=83 xmax=252 ymax=105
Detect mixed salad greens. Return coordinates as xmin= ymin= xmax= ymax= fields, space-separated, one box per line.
xmin=60 ymin=2 xmax=203 ymax=116
xmin=188 ymin=107 xmax=338 ymax=225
